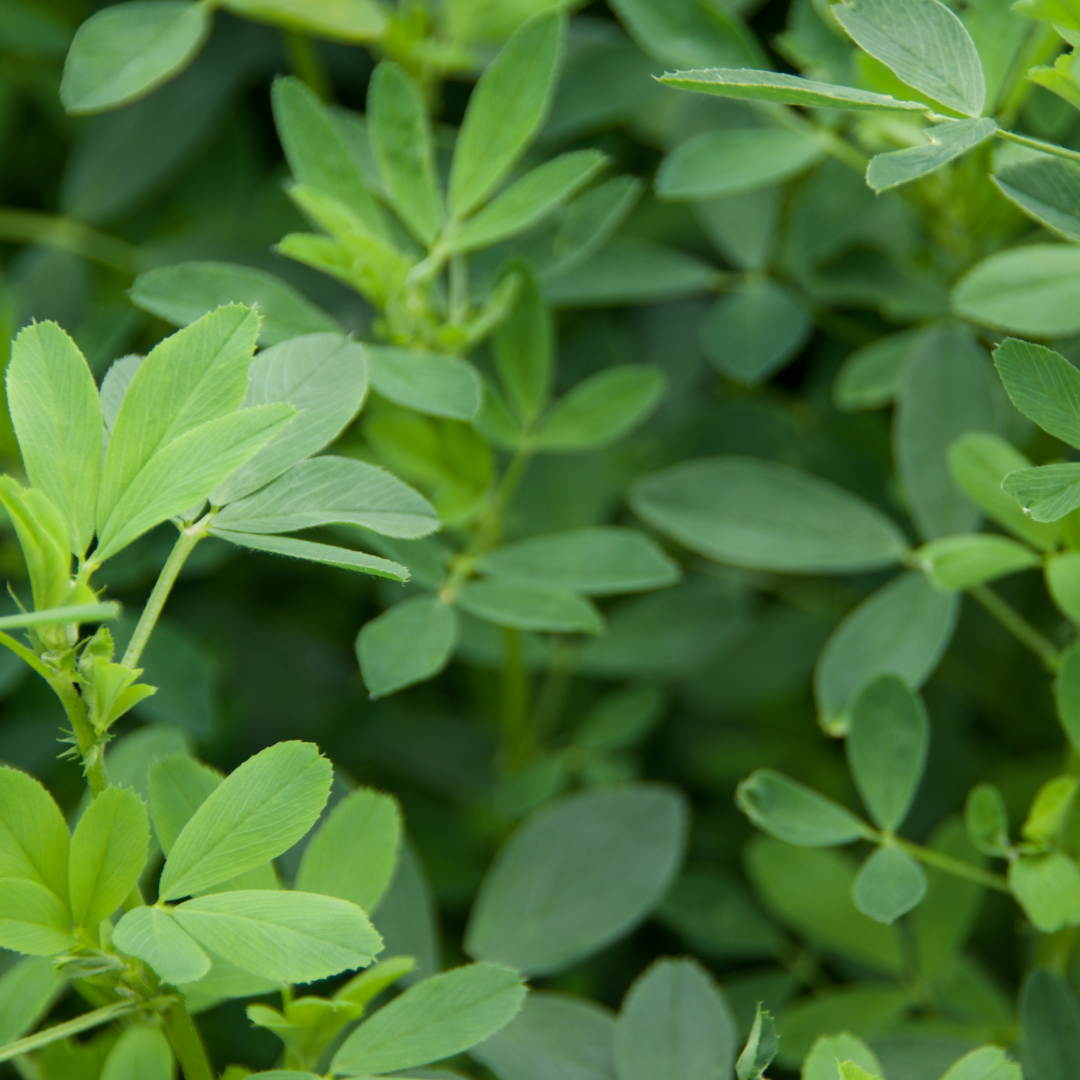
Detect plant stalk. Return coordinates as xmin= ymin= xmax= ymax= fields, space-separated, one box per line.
xmin=894 ymin=837 xmax=1012 ymax=894
xmin=0 ymin=1002 xmax=137 ymax=1063
xmin=0 ymin=209 xmax=138 ymax=275
xmin=995 ymin=128 xmax=1080 ymax=165
xmin=969 ymin=584 xmax=1062 ymax=672
xmin=162 ymin=1002 xmax=216 ymax=1080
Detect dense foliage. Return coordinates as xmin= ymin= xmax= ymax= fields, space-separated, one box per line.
xmin=8 ymin=0 xmax=1080 ymax=1077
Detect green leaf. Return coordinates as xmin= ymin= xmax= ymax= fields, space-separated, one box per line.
xmin=965 ymin=783 xmax=1011 ymax=857
xmin=173 ymin=889 xmax=382 ymax=983
xmin=210 ymin=530 xmax=409 ymax=581
xmin=96 ymin=403 xmax=295 ymax=561
xmin=212 ymin=456 xmax=439 ymax=538
xmin=100 ymin=1022 xmax=172 ymax=1080
xmin=995 ymin=337 xmax=1080 ymax=447
xmin=833 ymin=330 xmax=918 ymax=412
xmin=0 ymin=765 xmax=69 ymax=898
xmin=112 ymin=904 xmax=210 ymax=985
xmin=0 ymin=957 xmax=62 ymax=1046
xmin=211 ymin=334 xmax=369 ymax=505
xmin=272 ymin=76 xmax=389 ymax=241
xmin=221 ymin=0 xmax=386 ymax=41
xmin=736 ymin=769 xmax=870 ymax=847
xmin=993 ymin=156 xmax=1080 ymax=243
xmin=867 ymin=119 xmax=997 ymax=192
xmin=333 ymin=963 xmax=523 ymax=1076
xmin=1056 ymin=644 xmax=1080 ymax=756
xmin=369 ymin=62 xmax=444 ymax=247
xmin=470 ymin=991 xmax=616 ymax=1080
xmin=366 ymin=347 xmax=482 ymax=421
xmin=1023 ymin=775 xmax=1078 ymax=849
xmin=534 ymin=365 xmax=666 ymax=451
xmin=357 ymin=595 xmax=459 ymax=699
xmin=833 ymin=0 xmax=986 ymax=116
xmin=608 ymin=0 xmax=762 ymax=69
xmin=699 ymin=279 xmax=812 ymax=386
xmin=129 ymin=262 xmax=343 ymax=346
xmin=814 ymin=572 xmax=958 ymax=735
xmin=296 ymin=787 xmax=402 ymax=912
xmin=0 ymin=479 xmax=74 ymax=611
xmin=69 ymin=785 xmax=149 ymax=931
xmin=0 ymin=602 xmax=119 ymax=632
xmin=457 ymin=580 xmax=603 ymax=634
xmin=631 ymin=456 xmax=908 ymax=574
xmin=949 ymin=433 xmax=1059 ymax=550
xmin=846 ymin=674 xmax=928 ymax=832
xmin=1020 ymin=968 xmax=1080 ymax=1080
xmin=159 ymin=741 xmax=332 ymax=901
xmin=736 ymin=1005 xmax=779 ymax=1080
xmin=1047 ymin=553 xmax=1080 ymax=625
xmin=465 ymin=784 xmax=688 ymax=975
xmin=1002 ymin=464 xmax=1080 ymax=522
xmin=477 ymin=526 xmax=679 ymax=595
xmin=493 ymin=267 xmax=552 ymax=426
xmin=953 ymin=246 xmax=1080 ymax=337
xmin=0 ymin=878 xmax=74 ymax=955
xmin=148 ymin=755 xmax=222 ymax=856
xmin=940 ymin=1047 xmax=1021 ymax=1080
xmin=839 ymin=1063 xmax=882 ymax=1080
xmin=614 ymin=957 xmax=737 ymax=1080
xmin=61 ymin=1 xmax=210 ymax=114
xmin=657 ymin=128 xmax=824 ymax=202
xmin=7 ymin=321 xmax=103 ymax=554
xmin=1009 ymin=851 xmax=1080 ymax=932
xmin=802 ymin=1034 xmax=884 ymax=1080
xmin=915 ymin=534 xmax=1040 ymax=591
xmin=658 ymin=67 xmax=927 ymax=111
xmin=451 ymin=151 xmax=607 ymax=253
xmin=851 ymin=844 xmax=927 ymax=924
xmin=448 ymin=12 xmax=564 ymax=217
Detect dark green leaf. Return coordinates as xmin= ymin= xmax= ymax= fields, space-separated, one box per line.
xmin=736 ymin=769 xmax=870 ymax=846
xmin=367 ymin=346 xmax=482 ymax=421
xmin=851 ymin=845 xmax=927 ymax=923
xmin=357 ymin=595 xmax=459 ymax=698
xmin=994 ymin=156 xmax=1080 ymax=242
xmin=995 ymin=337 xmax=1080 ymax=448
xmin=833 ymin=329 xmax=918 ymax=412
xmin=457 ymin=580 xmax=603 ymax=634
xmin=211 ymin=530 xmax=409 ymax=581
xmin=1021 ymin=968 xmax=1080 ymax=1080
xmin=867 ymin=119 xmax=997 ymax=192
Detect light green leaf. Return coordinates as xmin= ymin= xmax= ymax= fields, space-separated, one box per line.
xmin=832 ymin=330 xmax=918 ymax=413
xmin=451 ymin=151 xmax=607 ymax=253
xmin=221 ymin=0 xmax=386 ymax=40
xmin=1008 ymin=851 xmax=1080 ymax=932
xmin=0 ymin=957 xmax=62 ymax=1046
xmin=699 ymin=279 xmax=811 ymax=385
xmin=953 ymin=245 xmax=1080 ymax=337
xmin=939 ymin=1046 xmax=1021 ymax=1080
xmin=96 ymin=403 xmax=295 ymax=561
xmin=993 ymin=156 xmax=1080 ymax=243
xmin=949 ymin=433 xmax=1059 ymax=550
xmin=465 ymin=784 xmax=687 ymax=974
xmin=657 ymin=128 xmax=824 ymax=202
xmin=534 ymin=365 xmax=666 ymax=451
xmin=69 ymin=785 xmax=149 ymax=931
xmin=736 ymin=1005 xmax=779 ymax=1080
xmin=173 ymin=889 xmax=382 ymax=983
xmin=211 ymin=530 xmax=409 ymax=581
xmin=367 ymin=347 xmax=482 ymax=421
xmin=838 ymin=1062 xmax=881 ymax=1080
xmin=631 ymin=456 xmax=908 ymax=574
xmin=100 ymin=355 xmax=143 ymax=436
xmin=333 ymin=964 xmax=523 ymax=1076
xmin=61 ymin=1 xmax=210 ymax=114
xmin=159 ymin=741 xmax=332 ymax=901
xmin=614 ymin=957 xmax=737 ymax=1080
xmin=847 ymin=674 xmax=928 ymax=832
xmin=357 ymin=595 xmax=459 ymax=699
xmin=657 ymin=68 xmax=927 ymax=111
xmin=296 ymin=787 xmax=402 ymax=913
xmin=916 ymin=534 xmax=1040 ymax=591
xmin=852 ymin=845 xmax=928 ymax=923
xmin=736 ymin=769 xmax=870 ymax=847
xmin=1002 ymin=463 xmax=1080 ymax=522
xmin=477 ymin=527 xmax=679 ymax=595
xmin=608 ymin=0 xmax=762 ymax=69
xmin=211 ymin=334 xmax=369 ymax=505
xmin=448 ymin=12 xmax=564 ymax=217
xmin=101 ymin=1021 xmax=172 ymax=1080
xmin=996 ymin=337 xmax=1080 ymax=449
xmin=148 ymin=755 xmax=222 ymax=856
xmin=0 ymin=479 xmax=74 ymax=612
xmin=802 ymin=1034 xmax=884 ymax=1080
xmin=113 ymin=904 xmax=211 ymax=985
xmin=0 ymin=878 xmax=74 ymax=955
xmin=457 ymin=580 xmax=603 ymax=634
xmin=867 ymin=119 xmax=997 ymax=192
xmin=814 ymin=572 xmax=958 ymax=735
xmin=130 ymin=262 xmax=343 ymax=346
xmin=965 ymin=783 xmax=1011 ymax=857
xmin=212 ymin=456 xmax=438 ymax=538
xmin=493 ymin=267 xmax=552 ymax=426
xmin=833 ymin=0 xmax=986 ymax=116
xmin=1049 ymin=552 xmax=1080 ymax=624
xmin=96 ymin=304 xmax=260 ymax=536
xmin=7 ymin=321 xmax=103 ymax=554
xmin=0 ymin=765 xmax=69 ymax=898
xmin=369 ymin=62 xmax=444 ymax=247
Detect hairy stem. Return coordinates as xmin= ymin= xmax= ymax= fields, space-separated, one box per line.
xmin=122 ymin=519 xmax=209 ymax=669
xmin=893 ymin=837 xmax=1012 ymax=894
xmin=0 ymin=1002 xmax=137 ymax=1063
xmin=162 ymin=1002 xmax=216 ymax=1080
xmin=969 ymin=584 xmax=1062 ymax=672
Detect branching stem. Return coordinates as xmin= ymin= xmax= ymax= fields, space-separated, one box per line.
xmin=892 ymin=837 xmax=1011 ymax=894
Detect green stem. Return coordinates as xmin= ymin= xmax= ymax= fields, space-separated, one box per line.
xmin=162 ymin=1003 xmax=215 ymax=1080
xmin=121 ymin=519 xmax=208 ymax=669
xmin=994 ymin=128 xmax=1080 ymax=165
xmin=500 ymin=628 xmax=530 ymax=770
xmin=284 ymin=30 xmax=333 ymax=102
xmin=893 ymin=837 xmax=1012 ymax=893
xmin=0 ymin=209 xmax=138 ymax=275
xmin=449 ymin=253 xmax=469 ymax=325
xmin=969 ymin=584 xmax=1062 ymax=672
xmin=770 ymin=105 xmax=868 ymax=173
xmin=0 ymin=1002 xmax=137 ymax=1063
xmin=52 ymin=674 xmax=107 ymax=796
